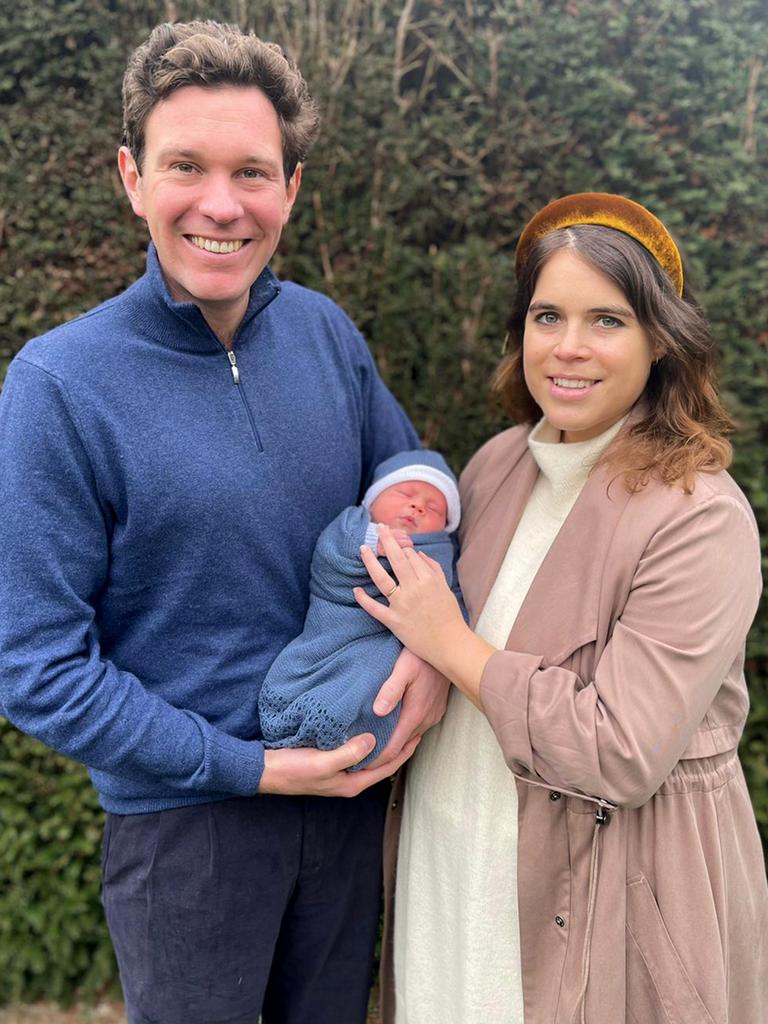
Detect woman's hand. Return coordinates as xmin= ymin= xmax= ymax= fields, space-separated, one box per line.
xmin=354 ymin=525 xmax=496 ymax=706
xmin=355 ymin=526 xmax=465 ymax=663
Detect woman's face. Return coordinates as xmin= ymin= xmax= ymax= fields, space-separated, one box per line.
xmin=523 ymin=248 xmax=657 ymax=443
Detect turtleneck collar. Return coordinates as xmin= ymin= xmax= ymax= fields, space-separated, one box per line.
xmin=124 ymin=243 xmax=281 ymax=353
xmin=527 ymin=415 xmax=626 ymax=498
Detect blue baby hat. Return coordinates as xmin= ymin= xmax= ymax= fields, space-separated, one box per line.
xmin=362 ymin=449 xmax=461 ymax=533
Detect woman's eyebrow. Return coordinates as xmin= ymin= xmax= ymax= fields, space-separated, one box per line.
xmin=527 ymin=300 xmax=560 ymax=312
xmin=588 ymin=305 xmax=636 ymax=318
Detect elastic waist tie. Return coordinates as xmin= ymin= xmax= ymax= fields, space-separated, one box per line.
xmin=512 ymin=773 xmax=615 ymax=1023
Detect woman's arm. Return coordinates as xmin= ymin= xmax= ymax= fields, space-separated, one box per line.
xmin=356 ymin=496 xmax=762 ymax=807
xmin=482 ymin=494 xmax=760 ymax=807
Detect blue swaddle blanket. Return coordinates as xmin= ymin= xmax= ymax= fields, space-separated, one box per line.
xmin=258 ymin=504 xmax=456 ymax=769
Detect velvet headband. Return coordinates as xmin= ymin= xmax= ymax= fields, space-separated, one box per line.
xmin=515 ymin=192 xmax=684 ymax=296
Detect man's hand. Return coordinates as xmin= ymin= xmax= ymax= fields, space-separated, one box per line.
xmin=377 ymin=528 xmax=414 ymax=555
xmin=258 ymin=731 xmax=420 ymax=796
xmin=367 ymin=648 xmax=450 ymax=766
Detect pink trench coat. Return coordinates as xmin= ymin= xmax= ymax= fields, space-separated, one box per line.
xmin=381 ymin=424 xmax=768 ymax=1024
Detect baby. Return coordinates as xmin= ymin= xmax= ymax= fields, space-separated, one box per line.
xmin=258 ymin=449 xmax=461 ymax=769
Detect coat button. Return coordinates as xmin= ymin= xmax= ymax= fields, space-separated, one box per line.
xmin=550 ymin=791 xmax=561 ymax=801
xmin=555 ymin=915 xmax=566 ymax=928
xmin=391 ymin=800 xmax=398 ymax=809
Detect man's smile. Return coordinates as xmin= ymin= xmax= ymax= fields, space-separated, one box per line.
xmin=186 ymin=235 xmax=248 ymax=254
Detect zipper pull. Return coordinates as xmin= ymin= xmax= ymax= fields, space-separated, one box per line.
xmin=227 ymin=351 xmax=240 ymax=385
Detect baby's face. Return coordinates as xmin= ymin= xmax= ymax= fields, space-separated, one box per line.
xmin=369 ymin=480 xmax=447 ymax=534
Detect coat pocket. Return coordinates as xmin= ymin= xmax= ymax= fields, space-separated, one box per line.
xmin=625 ymin=875 xmax=716 ymax=1024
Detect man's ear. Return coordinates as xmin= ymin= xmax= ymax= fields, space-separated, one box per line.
xmin=118 ymin=146 xmax=146 ymax=219
xmin=282 ymin=163 xmax=302 ymax=225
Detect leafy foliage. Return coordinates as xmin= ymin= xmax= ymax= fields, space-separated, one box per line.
xmin=1 ymin=0 xmax=767 ymax=1003
xmin=0 ymin=722 xmax=117 ymax=1004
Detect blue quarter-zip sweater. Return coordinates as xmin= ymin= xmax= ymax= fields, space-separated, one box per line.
xmin=0 ymin=246 xmax=418 ymax=813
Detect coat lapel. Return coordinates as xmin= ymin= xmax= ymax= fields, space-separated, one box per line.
xmin=457 ymin=446 xmax=539 ymax=629
xmin=458 ymin=432 xmax=634 ymax=664
xmin=507 ymin=468 xmax=633 ymax=663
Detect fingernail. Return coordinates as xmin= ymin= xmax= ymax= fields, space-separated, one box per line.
xmin=375 ymin=699 xmax=392 ymax=714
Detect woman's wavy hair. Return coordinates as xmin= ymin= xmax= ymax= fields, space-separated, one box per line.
xmin=492 ymin=225 xmax=734 ymax=492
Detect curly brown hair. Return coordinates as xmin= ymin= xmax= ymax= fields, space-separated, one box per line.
xmin=492 ymin=225 xmax=733 ymax=492
xmin=122 ymin=20 xmax=320 ymax=181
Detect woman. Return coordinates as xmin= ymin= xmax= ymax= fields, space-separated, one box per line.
xmin=356 ymin=194 xmax=768 ymax=1024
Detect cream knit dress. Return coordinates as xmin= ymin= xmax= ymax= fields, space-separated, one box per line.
xmin=393 ymin=417 xmax=624 ymax=1024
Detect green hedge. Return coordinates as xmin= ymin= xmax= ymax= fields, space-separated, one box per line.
xmin=2 ymin=0 xmax=767 ymax=1003
xmin=0 ymin=723 xmax=117 ymax=1003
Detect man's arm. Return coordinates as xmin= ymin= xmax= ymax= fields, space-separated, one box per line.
xmin=0 ymin=358 xmax=266 ymax=797
xmin=351 ymin=325 xmax=420 ymax=493
xmin=0 ymin=357 xmax=424 ymax=800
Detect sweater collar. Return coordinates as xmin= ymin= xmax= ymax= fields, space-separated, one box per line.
xmin=527 ymin=415 xmax=626 ymax=499
xmin=125 ymin=243 xmax=281 ymax=352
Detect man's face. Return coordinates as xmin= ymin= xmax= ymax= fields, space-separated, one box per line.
xmin=118 ymin=85 xmax=300 ymax=330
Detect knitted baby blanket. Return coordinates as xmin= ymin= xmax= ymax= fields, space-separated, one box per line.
xmin=258 ymin=504 xmax=456 ymax=769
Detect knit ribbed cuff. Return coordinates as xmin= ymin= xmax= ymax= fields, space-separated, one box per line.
xmin=189 ymin=713 xmax=266 ymax=796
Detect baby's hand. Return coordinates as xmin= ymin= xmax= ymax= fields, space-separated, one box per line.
xmin=377 ymin=528 xmax=414 ymax=555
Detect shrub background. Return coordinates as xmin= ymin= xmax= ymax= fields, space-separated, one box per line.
xmin=1 ymin=0 xmax=766 ymax=1004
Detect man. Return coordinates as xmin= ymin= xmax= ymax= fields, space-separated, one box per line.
xmin=0 ymin=21 xmax=446 ymax=1024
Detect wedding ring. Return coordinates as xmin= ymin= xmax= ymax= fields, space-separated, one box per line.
xmin=385 ymin=583 xmax=399 ymax=599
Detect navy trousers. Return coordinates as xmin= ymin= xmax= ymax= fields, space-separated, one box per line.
xmin=101 ymin=786 xmax=388 ymax=1024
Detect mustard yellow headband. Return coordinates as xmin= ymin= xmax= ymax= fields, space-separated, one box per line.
xmin=515 ymin=192 xmax=684 ymax=296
